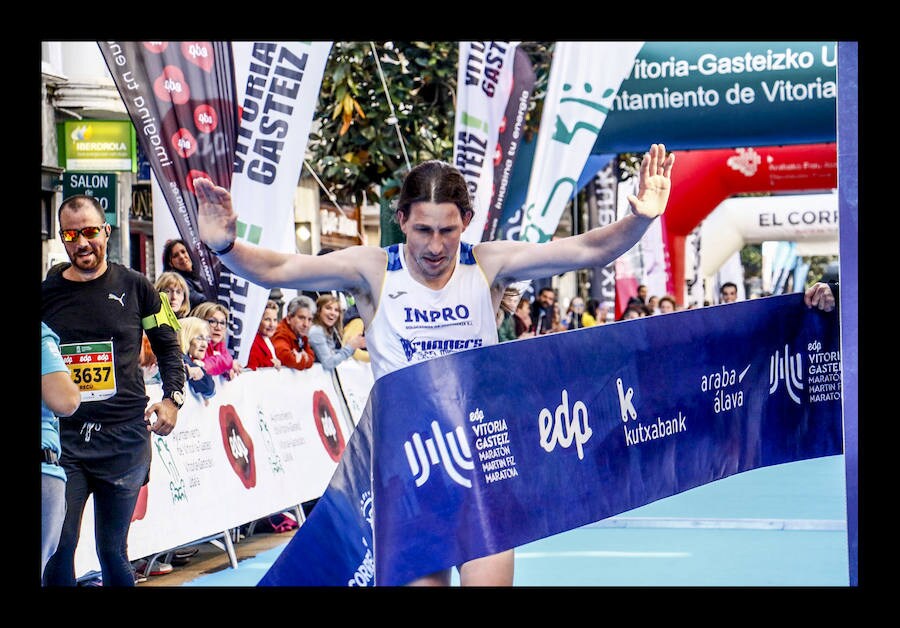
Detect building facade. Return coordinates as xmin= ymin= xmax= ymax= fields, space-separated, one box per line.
xmin=40 ymin=41 xmax=381 ymax=282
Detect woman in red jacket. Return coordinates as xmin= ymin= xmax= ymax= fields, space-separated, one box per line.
xmin=246 ymin=300 xmax=282 ymax=370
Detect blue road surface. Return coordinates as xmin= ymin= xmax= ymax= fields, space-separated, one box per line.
xmin=183 ymin=454 xmax=849 ymax=587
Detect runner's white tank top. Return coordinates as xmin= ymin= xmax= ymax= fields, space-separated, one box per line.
xmin=366 ymin=242 xmax=498 ymax=381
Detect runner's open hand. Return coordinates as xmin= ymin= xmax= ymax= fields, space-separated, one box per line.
xmin=627 ymin=143 xmax=675 ymax=220
xmin=194 ymin=178 xmax=237 ymax=253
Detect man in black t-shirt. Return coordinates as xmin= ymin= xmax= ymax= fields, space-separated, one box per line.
xmin=42 ymin=195 xmax=185 ymax=587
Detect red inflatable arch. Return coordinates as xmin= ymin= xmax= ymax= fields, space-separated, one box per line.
xmin=663 ymin=143 xmax=837 ymax=304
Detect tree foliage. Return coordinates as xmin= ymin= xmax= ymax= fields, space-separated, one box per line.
xmin=305 ymin=41 xmax=554 ymax=208
xmin=297 ymin=42 xmax=840 ymax=293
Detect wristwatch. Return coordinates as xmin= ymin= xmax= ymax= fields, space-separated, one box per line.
xmin=164 ymin=390 xmax=185 ymax=409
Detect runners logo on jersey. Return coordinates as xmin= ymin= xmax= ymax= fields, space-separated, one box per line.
xmin=108 ymin=291 xmax=126 ymax=307
xmin=404 ymin=420 xmax=474 ymax=488
xmin=399 ymin=337 xmax=484 ymax=361
xmin=219 ymin=404 xmax=256 ymax=488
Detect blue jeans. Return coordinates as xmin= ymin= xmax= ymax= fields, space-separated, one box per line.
xmin=43 ymin=419 xmax=150 ymax=587
xmin=41 ymin=473 xmax=66 ymax=584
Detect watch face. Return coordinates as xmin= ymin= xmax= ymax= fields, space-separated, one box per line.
xmin=171 ymin=391 xmax=184 ymax=407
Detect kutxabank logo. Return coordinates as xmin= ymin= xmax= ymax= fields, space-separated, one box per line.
xmin=618 ymin=378 xmax=687 ymax=447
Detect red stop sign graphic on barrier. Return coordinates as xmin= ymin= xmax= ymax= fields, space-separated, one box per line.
xmin=219 ymin=404 xmax=256 ymax=489
xmin=312 ymin=391 xmax=345 ymax=462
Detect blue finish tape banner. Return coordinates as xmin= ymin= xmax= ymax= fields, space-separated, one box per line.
xmin=259 ymin=293 xmax=842 ymax=586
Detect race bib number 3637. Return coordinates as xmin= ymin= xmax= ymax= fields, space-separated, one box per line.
xmin=60 ymin=340 xmax=117 ymax=402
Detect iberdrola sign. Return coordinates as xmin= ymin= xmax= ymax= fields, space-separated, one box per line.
xmin=590 ymin=41 xmax=837 ymax=154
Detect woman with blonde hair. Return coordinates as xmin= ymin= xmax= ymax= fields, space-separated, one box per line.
xmin=308 ymin=293 xmax=365 ymax=371
xmin=155 ymin=271 xmax=191 ymax=319
xmin=140 ymin=271 xmax=194 ymax=384
xmin=177 ymin=316 xmax=215 ymax=403
xmin=188 ymin=301 xmax=242 ymax=380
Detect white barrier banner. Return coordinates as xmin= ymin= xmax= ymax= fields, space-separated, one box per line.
xmin=73 ymin=363 xmax=368 ymax=578
xmin=335 ymin=358 xmax=376 ymax=426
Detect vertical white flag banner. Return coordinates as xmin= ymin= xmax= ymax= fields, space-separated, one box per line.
xmin=519 ymin=41 xmax=643 ymax=243
xmin=454 ymin=41 xmax=520 ymax=243
xmin=227 ymin=42 xmax=332 ymax=366
xmin=151 ymin=171 xmax=180 ymax=281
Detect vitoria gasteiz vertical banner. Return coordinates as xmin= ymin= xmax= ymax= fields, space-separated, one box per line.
xmin=227 ymin=42 xmax=332 ymax=366
xmin=98 ymin=41 xmax=239 ymax=303
xmin=453 ymin=41 xmax=520 ymax=244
